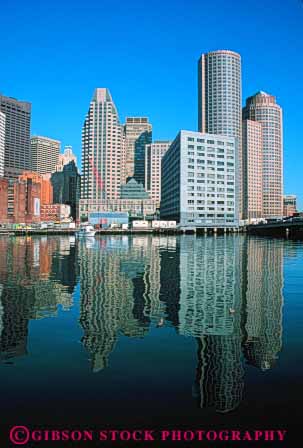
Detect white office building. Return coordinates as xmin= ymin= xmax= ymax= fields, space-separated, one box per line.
xmin=160 ymin=130 xmax=239 ymax=229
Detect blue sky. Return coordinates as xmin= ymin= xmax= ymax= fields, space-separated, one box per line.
xmin=1 ymin=0 xmax=302 ymax=207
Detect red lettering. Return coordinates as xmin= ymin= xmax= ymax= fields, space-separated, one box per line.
xmin=161 ymin=431 xmax=170 ymax=440
xmin=144 ymin=430 xmax=155 ymax=441
xmin=231 ymin=431 xmax=241 ymax=441
xmin=99 ymin=431 xmax=108 ymax=441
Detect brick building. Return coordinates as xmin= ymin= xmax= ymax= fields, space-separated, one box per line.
xmin=0 ymin=178 xmax=8 ymax=223
xmin=19 ymin=171 xmax=53 ymax=205
xmin=40 ymin=204 xmax=71 ymax=222
xmin=1 ymin=175 xmax=44 ymax=224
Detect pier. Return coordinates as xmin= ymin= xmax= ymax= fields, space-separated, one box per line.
xmin=247 ymin=219 xmax=303 ymax=239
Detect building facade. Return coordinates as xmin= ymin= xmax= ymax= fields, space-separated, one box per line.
xmin=81 ymin=88 xmax=125 ymax=202
xmin=124 ymin=117 xmax=152 ymax=183
xmin=145 ymin=141 xmax=171 ymax=207
xmin=283 ymin=195 xmax=297 ymax=217
xmin=243 ymin=92 xmax=283 ymax=218
xmin=79 ymin=198 xmax=157 ymax=220
xmin=31 ymin=136 xmax=61 ymax=175
xmin=198 ymin=50 xmax=242 ymax=216
xmin=160 ymin=130 xmax=239 ymax=229
xmin=18 ymin=171 xmax=53 ymax=205
xmin=0 ymin=112 xmax=5 ymax=177
xmin=51 ymin=161 xmax=80 ymax=219
xmin=242 ymin=120 xmax=263 ymax=221
xmin=40 ymin=204 xmax=71 ymax=222
xmin=120 ymin=178 xmax=150 ymax=199
xmin=0 ymin=178 xmax=8 ymax=223
xmin=0 ymin=94 xmax=31 ymax=179
xmin=11 ymin=178 xmax=41 ymax=224
xmin=80 ymin=176 xmax=156 ymax=220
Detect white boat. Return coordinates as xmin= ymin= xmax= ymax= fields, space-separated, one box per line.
xmin=76 ymin=225 xmax=96 ymax=237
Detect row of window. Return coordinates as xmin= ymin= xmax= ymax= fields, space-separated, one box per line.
xmin=187 ymin=137 xmax=234 ymax=147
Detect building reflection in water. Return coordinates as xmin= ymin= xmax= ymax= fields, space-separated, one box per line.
xmin=0 ymin=236 xmax=78 ymax=360
xmin=243 ymin=238 xmax=284 ymax=371
xmin=189 ymin=236 xmax=283 ymax=412
xmin=78 ymin=236 xmax=175 ymax=372
xmin=178 ymin=235 xmax=245 ymax=413
xmin=0 ymin=234 xmax=284 ymax=414
xmin=78 ymin=234 xmax=284 ymax=413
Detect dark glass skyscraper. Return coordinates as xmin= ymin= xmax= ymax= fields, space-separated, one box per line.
xmin=51 ymin=161 xmax=80 ymax=219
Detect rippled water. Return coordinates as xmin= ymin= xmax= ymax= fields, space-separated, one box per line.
xmin=0 ymin=234 xmax=302 ymax=437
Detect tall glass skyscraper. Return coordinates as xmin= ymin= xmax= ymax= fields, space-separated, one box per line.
xmin=198 ymin=51 xmax=242 ymax=216
xmin=243 ymin=92 xmax=283 ymax=218
xmin=81 ymin=88 xmax=125 ymax=201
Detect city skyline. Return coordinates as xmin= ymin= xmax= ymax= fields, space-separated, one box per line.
xmin=0 ymin=0 xmax=302 ymax=207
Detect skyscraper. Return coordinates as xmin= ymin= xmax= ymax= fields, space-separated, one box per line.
xmin=145 ymin=141 xmax=171 ymax=207
xmin=31 ymin=136 xmax=61 ymax=175
xmin=0 ymin=94 xmax=31 ymax=178
xmin=242 ymin=119 xmax=263 ymax=220
xmin=0 ymin=112 xmax=5 ymax=177
xmin=243 ymin=92 xmax=283 ymax=218
xmin=198 ymin=50 xmax=242 ymax=216
xmin=124 ymin=117 xmax=152 ymax=184
xmin=81 ymin=88 xmax=125 ymax=201
xmin=51 ymin=161 xmax=81 ymax=219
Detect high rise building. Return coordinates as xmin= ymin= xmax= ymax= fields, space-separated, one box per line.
xmin=283 ymin=195 xmax=297 ymax=217
xmin=160 ymin=130 xmax=239 ymax=229
xmin=243 ymin=92 xmax=283 ymax=218
xmin=55 ymin=145 xmax=77 ymax=172
xmin=31 ymin=136 xmax=61 ymax=175
xmin=198 ymin=50 xmax=242 ymax=216
xmin=145 ymin=141 xmax=171 ymax=207
xmin=51 ymin=160 xmax=80 ymax=219
xmin=0 ymin=94 xmax=31 ymax=178
xmin=242 ymin=120 xmax=263 ymax=220
xmin=81 ymin=88 xmax=125 ymax=202
xmin=0 ymin=112 xmax=5 ymax=177
xmin=124 ymin=117 xmax=152 ymax=184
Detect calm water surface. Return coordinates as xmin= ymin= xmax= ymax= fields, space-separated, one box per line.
xmin=0 ymin=234 xmax=302 ymax=440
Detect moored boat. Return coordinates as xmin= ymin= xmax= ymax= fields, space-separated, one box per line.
xmin=76 ymin=224 xmax=96 ymax=237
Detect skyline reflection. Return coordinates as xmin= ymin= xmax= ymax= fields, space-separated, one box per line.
xmin=0 ymin=234 xmax=284 ymax=413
